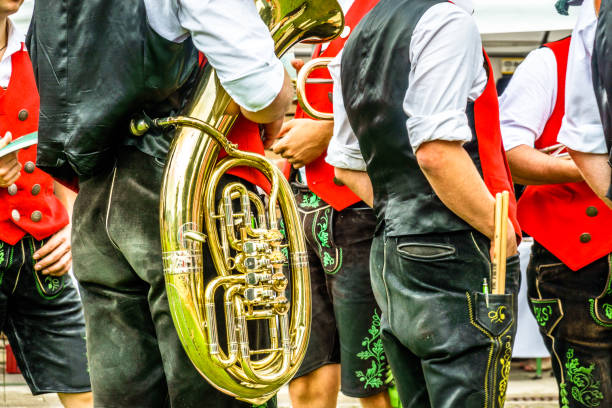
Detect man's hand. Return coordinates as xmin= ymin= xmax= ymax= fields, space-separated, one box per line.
xmin=0 ymin=132 xmax=21 ymax=187
xmin=33 ymin=225 xmax=72 ymax=276
xmin=272 ymin=119 xmax=333 ymax=168
xmin=489 ymin=218 xmax=518 ymax=261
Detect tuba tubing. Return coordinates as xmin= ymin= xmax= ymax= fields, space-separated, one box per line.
xmin=143 ymin=1 xmax=345 ymax=404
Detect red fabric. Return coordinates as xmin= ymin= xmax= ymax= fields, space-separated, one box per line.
xmin=474 ymin=52 xmax=521 ymax=241
xmin=518 ymin=37 xmax=612 ymax=270
xmin=294 ymin=0 xmax=379 ymax=211
xmin=0 ymin=46 xmax=69 ymax=245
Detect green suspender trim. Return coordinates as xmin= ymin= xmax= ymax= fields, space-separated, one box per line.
xmin=565 ymin=348 xmax=604 ymax=407
xmin=355 ymin=310 xmax=386 ymax=389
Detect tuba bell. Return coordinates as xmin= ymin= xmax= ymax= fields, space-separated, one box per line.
xmin=131 ymin=0 xmax=344 ymax=404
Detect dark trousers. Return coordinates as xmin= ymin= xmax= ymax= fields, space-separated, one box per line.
xmin=527 ymin=242 xmax=612 ymax=408
xmin=370 ymin=230 xmax=520 ymax=408
xmin=292 ymin=185 xmax=387 ymax=398
xmin=72 ymin=147 xmax=275 ymax=408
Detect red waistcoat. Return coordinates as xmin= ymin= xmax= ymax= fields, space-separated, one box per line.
xmin=476 ymin=52 xmax=521 ymax=240
xmin=294 ymin=0 xmax=379 ymax=211
xmin=517 ymin=37 xmax=612 ymax=270
xmin=0 ymin=45 xmax=69 ymax=245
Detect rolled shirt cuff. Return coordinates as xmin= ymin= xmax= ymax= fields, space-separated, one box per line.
xmin=221 ymin=58 xmax=285 ymax=113
xmin=325 ymin=144 xmax=367 ymax=171
xmin=406 ymin=110 xmax=473 ymax=152
xmin=557 ymin=122 xmax=607 ymax=154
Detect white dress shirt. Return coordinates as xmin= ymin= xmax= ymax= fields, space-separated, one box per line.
xmin=0 ymin=19 xmax=24 ymax=89
xmin=499 ymin=47 xmax=558 ymax=151
xmin=144 ymin=0 xmax=285 ymax=113
xmin=557 ymin=1 xmax=607 ymax=154
xmin=326 ymin=0 xmax=487 ymax=170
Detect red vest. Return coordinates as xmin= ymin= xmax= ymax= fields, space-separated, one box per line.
xmin=294 ymin=0 xmax=379 ymax=211
xmin=517 ymin=37 xmax=612 ymax=270
xmin=477 ymin=52 xmax=521 ymax=240
xmin=0 ymin=45 xmax=69 ymax=245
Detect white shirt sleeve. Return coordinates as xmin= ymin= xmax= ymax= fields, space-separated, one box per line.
xmin=144 ymin=0 xmax=285 ymax=113
xmin=557 ymin=2 xmax=607 ymax=154
xmin=499 ymin=47 xmax=558 ymax=151
xmin=325 ymin=51 xmax=367 ymax=171
xmin=404 ymin=3 xmax=487 ymax=152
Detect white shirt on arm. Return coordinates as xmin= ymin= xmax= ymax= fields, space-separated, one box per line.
xmin=557 ymin=1 xmax=607 ymax=154
xmin=144 ymin=0 xmax=285 ymax=113
xmin=326 ymin=0 xmax=486 ymax=170
xmin=499 ymin=47 xmax=558 ymax=151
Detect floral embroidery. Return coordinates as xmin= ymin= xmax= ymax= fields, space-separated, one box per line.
xmin=0 ymin=242 xmax=4 ymax=266
xmin=45 ymin=276 xmax=61 ymax=293
xmin=323 ymin=252 xmax=334 ymax=267
xmin=487 ymin=306 xmax=507 ymax=324
xmin=603 ymin=304 xmax=612 ymax=320
xmin=300 ymin=192 xmax=321 ymax=209
xmin=278 ymin=219 xmax=289 ymax=261
xmin=497 ymin=337 xmax=512 ymax=407
xmin=533 ymin=304 xmax=553 ymax=327
xmin=355 ymin=310 xmax=385 ymax=389
xmin=560 ymin=382 xmax=570 ymax=408
xmin=316 ymin=209 xmax=331 ymax=248
xmin=565 ymin=348 xmax=604 ymax=407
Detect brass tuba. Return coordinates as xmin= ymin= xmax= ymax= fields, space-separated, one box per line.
xmin=131 ymin=0 xmax=344 ymax=404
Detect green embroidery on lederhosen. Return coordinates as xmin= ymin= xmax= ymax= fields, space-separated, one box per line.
xmin=0 ymin=242 xmax=5 ymax=285
xmin=565 ymin=348 xmax=604 ymax=407
xmin=603 ymin=304 xmax=612 ymax=320
xmin=300 ymin=191 xmax=322 ymax=209
xmin=311 ymin=207 xmax=342 ymax=274
xmin=355 ymin=310 xmax=386 ymax=389
xmin=278 ymin=219 xmax=289 ymax=262
xmin=533 ymin=303 xmax=554 ymax=326
xmin=29 ymin=238 xmax=65 ymax=300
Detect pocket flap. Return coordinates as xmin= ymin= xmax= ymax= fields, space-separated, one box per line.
xmin=474 ymin=292 xmax=514 ymax=337
xmin=530 ymin=298 xmax=563 ymax=335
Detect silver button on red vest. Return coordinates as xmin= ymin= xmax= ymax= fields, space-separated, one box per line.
xmin=7 ymin=184 xmax=17 ymax=196
xmin=11 ymin=209 xmax=20 ymax=222
xmin=24 ymin=161 xmax=35 ymax=173
xmin=30 ymin=211 xmax=42 ymax=222
xmin=31 ymin=184 xmax=41 ymax=195
xmin=18 ymin=109 xmax=28 ymax=121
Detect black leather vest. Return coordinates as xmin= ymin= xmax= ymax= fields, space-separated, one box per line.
xmin=28 ymin=0 xmax=199 ymax=182
xmin=593 ymin=0 xmax=612 ymax=199
xmin=341 ymin=0 xmax=484 ymax=236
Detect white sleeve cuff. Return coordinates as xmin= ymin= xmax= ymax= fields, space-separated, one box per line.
xmin=557 ymin=120 xmax=607 ymax=154
xmin=221 ymin=58 xmax=285 ymax=113
xmin=325 ymin=141 xmax=367 ymax=171
xmin=406 ymin=110 xmax=473 ymax=152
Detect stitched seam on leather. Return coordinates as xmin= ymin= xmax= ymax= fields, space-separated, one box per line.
xmin=382 ymin=237 xmax=392 ymax=335
xmin=11 ymin=239 xmax=26 ymax=294
xmin=466 ymin=292 xmax=493 ymax=408
xmin=105 ymin=166 xmax=121 ymax=250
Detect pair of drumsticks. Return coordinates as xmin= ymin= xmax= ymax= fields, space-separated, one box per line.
xmin=487 ymin=191 xmax=510 ymax=295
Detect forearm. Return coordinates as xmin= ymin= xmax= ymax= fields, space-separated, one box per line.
xmin=54 ymin=181 xmax=77 ymax=221
xmin=568 ymin=149 xmax=612 ymax=208
xmin=506 ymin=144 xmax=583 ymax=185
xmin=417 ymin=141 xmax=496 ymax=239
xmin=333 ymin=168 xmax=373 ymax=207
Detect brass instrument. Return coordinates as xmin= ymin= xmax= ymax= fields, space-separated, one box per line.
xmin=296 ymin=57 xmax=335 ymax=120
xmin=131 ymin=1 xmax=344 ymax=404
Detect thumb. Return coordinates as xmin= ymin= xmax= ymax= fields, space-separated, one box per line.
xmin=0 ymin=131 xmax=12 ymax=148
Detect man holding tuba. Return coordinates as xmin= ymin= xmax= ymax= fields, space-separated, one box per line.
xmin=333 ymin=0 xmax=522 ymax=406
xmin=28 ymin=1 xmax=292 ymax=407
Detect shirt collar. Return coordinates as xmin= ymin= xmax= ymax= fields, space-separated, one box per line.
xmin=451 ymin=0 xmax=474 ymax=15
xmin=1 ymin=19 xmax=25 ymax=65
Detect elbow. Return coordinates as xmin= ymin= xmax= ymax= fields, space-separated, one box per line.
xmin=415 ymin=141 xmax=450 ymax=174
